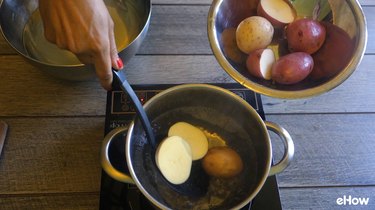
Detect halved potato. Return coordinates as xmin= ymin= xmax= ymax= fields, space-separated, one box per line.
xmin=168 ymin=122 xmax=208 ymax=160
xmin=155 ymin=136 xmax=192 ymax=185
xmin=246 ymin=48 xmax=275 ymax=80
xmin=257 ymin=0 xmax=296 ymax=28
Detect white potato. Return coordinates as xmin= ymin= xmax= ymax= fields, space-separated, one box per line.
xmin=168 ymin=122 xmax=208 ymax=160
xmin=155 ymin=136 xmax=192 ymax=185
xmin=236 ymin=16 xmax=274 ymax=54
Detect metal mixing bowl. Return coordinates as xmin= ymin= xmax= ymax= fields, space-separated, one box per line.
xmin=208 ymin=0 xmax=367 ymax=99
xmin=0 ymin=0 xmax=151 ymax=81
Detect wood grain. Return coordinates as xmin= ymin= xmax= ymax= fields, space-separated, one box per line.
xmin=267 ymin=114 xmax=375 ymax=187
xmin=0 ymin=54 xmax=374 ymax=116
xmin=0 ymin=193 xmax=99 ymax=210
xmin=0 ymin=1 xmax=374 ymax=209
xmin=0 ymin=117 xmax=104 ymax=194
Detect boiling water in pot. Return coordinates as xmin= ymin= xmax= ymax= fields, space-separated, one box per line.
xmin=22 ymin=1 xmax=142 ymax=65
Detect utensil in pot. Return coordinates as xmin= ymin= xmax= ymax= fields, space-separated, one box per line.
xmin=108 ymin=71 xmax=210 ymax=197
xmin=102 ymin=84 xmax=294 ymax=210
xmin=112 ymin=69 xmax=155 ymax=148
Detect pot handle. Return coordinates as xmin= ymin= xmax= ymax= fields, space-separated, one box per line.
xmin=265 ymin=121 xmax=295 ymax=176
xmin=101 ymin=126 xmax=135 ymax=184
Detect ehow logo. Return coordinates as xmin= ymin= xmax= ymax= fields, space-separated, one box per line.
xmin=336 ymin=195 xmax=370 ymax=206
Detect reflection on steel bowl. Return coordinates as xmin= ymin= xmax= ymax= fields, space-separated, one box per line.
xmin=208 ymin=0 xmax=367 ymax=99
xmin=0 ymin=0 xmax=151 ymax=81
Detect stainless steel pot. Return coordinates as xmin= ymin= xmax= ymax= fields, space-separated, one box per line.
xmin=102 ymin=84 xmax=294 ymax=210
xmin=0 ymin=0 xmax=151 ymax=81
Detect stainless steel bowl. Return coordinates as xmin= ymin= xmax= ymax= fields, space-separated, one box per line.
xmin=0 ymin=0 xmax=151 ymax=81
xmin=208 ymin=0 xmax=367 ymax=99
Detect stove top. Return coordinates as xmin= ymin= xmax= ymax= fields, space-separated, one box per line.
xmin=100 ymin=83 xmax=282 ymax=210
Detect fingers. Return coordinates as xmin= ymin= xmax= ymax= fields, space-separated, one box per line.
xmin=78 ymin=20 xmax=119 ymax=91
xmin=93 ymin=49 xmax=113 ymax=91
xmin=108 ymin=18 xmax=123 ymax=70
xmin=39 ymin=0 xmax=120 ymax=90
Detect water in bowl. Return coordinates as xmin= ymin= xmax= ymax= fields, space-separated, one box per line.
xmin=23 ymin=1 xmax=142 ymax=65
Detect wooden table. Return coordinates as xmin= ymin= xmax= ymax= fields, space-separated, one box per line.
xmin=1 ymin=0 xmax=374 ymax=209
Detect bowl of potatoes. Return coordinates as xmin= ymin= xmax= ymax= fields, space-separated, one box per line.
xmin=208 ymin=0 xmax=367 ymax=98
xmin=101 ymin=84 xmax=294 ymax=209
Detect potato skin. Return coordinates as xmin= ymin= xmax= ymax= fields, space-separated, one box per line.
xmin=246 ymin=48 xmax=274 ymax=80
xmin=202 ymin=146 xmax=243 ymax=178
xmin=217 ymin=0 xmax=259 ymax=28
xmin=236 ymin=16 xmax=274 ymax=54
xmin=257 ymin=0 xmax=296 ymax=28
xmin=246 ymin=49 xmax=264 ymax=79
xmin=272 ymin=52 xmax=314 ymax=84
xmin=310 ymin=22 xmax=355 ymax=80
xmin=286 ymin=18 xmax=326 ymax=54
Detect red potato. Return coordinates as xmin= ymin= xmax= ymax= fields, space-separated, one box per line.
xmin=218 ymin=0 xmax=259 ymax=28
xmin=246 ymin=48 xmax=275 ymax=80
xmin=272 ymin=52 xmax=314 ymax=84
xmin=286 ymin=18 xmax=326 ymax=54
xmin=221 ymin=28 xmax=247 ymax=63
xmin=310 ymin=22 xmax=355 ymax=80
xmin=257 ymin=0 xmax=296 ymax=28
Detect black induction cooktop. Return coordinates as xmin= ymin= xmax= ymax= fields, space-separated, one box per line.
xmin=100 ymin=83 xmax=282 ymax=210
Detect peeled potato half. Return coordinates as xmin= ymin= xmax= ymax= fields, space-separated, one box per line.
xmin=168 ymin=122 xmax=208 ymax=160
xmin=155 ymin=136 xmax=193 ymax=185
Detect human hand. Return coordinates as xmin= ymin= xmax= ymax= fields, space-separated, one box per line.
xmin=39 ymin=0 xmax=123 ymax=90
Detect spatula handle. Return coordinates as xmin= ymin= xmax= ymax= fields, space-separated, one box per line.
xmin=112 ymin=69 xmax=156 ymax=148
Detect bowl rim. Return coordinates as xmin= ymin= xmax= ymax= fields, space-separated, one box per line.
xmin=207 ymin=0 xmax=368 ymax=99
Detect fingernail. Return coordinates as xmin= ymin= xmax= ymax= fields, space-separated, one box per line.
xmin=116 ymin=57 xmax=124 ymax=69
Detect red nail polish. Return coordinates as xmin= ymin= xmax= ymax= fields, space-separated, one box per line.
xmin=116 ymin=57 xmax=124 ymax=69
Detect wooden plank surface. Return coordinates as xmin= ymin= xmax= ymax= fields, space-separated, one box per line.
xmin=0 ymin=54 xmax=374 ymax=116
xmin=0 ymin=118 xmax=103 ymax=194
xmin=0 ymin=193 xmax=99 ymax=210
xmin=267 ymin=114 xmax=375 ymax=187
xmin=1 ymin=0 xmax=374 ymax=209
